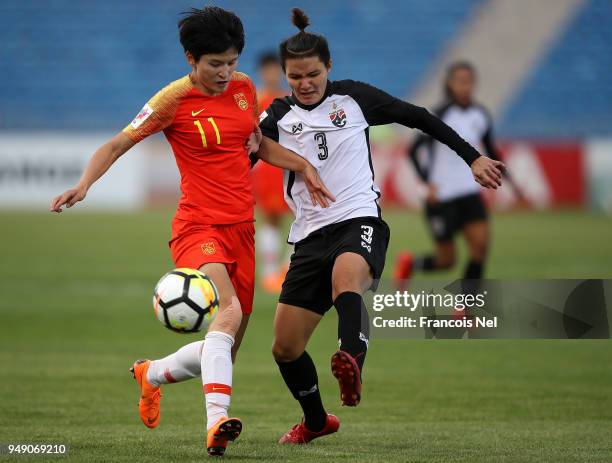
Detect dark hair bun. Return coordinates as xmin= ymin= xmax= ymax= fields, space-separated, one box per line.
xmin=291 ymin=8 xmax=310 ymax=32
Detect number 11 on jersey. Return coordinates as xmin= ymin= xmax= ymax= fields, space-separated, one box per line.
xmin=194 ymin=117 xmax=221 ymax=148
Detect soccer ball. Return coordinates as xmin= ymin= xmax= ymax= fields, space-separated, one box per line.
xmin=153 ymin=268 xmax=219 ymax=333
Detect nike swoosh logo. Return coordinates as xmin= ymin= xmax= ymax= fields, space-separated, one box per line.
xmin=147 ymin=412 xmax=159 ymax=424
xmin=192 ymin=108 xmax=205 ymax=116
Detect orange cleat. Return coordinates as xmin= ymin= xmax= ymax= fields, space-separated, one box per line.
xmin=278 ymin=414 xmax=340 ymax=444
xmin=130 ymin=359 xmax=161 ymax=429
xmin=393 ymin=251 xmax=413 ymax=291
xmin=331 ymin=350 xmax=362 ymax=406
xmin=206 ymin=417 xmax=242 ymax=456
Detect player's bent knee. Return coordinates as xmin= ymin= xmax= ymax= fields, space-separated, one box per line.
xmin=272 ymin=340 xmax=302 ymax=363
xmin=211 ymin=299 xmax=242 ymax=336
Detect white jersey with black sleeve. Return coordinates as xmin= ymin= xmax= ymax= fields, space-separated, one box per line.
xmin=259 ymin=80 xmax=481 ymax=244
xmin=410 ymin=102 xmax=499 ymax=202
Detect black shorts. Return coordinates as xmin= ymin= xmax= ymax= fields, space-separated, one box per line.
xmin=279 ymin=216 xmax=390 ymax=315
xmin=425 ymin=192 xmax=488 ymax=242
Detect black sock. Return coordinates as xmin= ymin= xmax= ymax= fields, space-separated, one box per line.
xmin=464 ymin=260 xmax=484 ymax=279
xmin=276 ymin=351 xmax=327 ymax=432
xmin=462 ymin=260 xmax=484 ymax=304
xmin=413 ymin=255 xmax=436 ymax=272
xmin=334 ymin=291 xmax=369 ymax=372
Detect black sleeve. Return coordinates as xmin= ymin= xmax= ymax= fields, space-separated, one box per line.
xmin=481 ymin=122 xmax=501 ymax=162
xmin=408 ymin=133 xmax=431 ymax=182
xmin=344 ymin=80 xmax=481 ymax=166
xmin=480 ymin=109 xmax=511 ymax=179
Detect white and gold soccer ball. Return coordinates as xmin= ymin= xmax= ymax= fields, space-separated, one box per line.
xmin=153 ymin=268 xmax=219 ymax=333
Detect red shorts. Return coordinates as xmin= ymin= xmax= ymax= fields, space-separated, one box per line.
xmin=251 ymin=162 xmax=289 ymax=215
xmin=169 ymin=219 xmax=255 ymax=314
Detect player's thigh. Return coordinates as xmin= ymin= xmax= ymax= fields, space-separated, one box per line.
xmin=425 ymin=202 xmax=455 ymax=243
xmin=463 ymin=220 xmax=489 ymax=261
xmin=228 ymin=221 xmax=255 ymax=315
xmin=331 ymin=217 xmax=390 ymax=298
xmin=200 ymin=262 xmax=241 ymax=336
xmin=331 ymin=252 xmax=372 ymax=299
xmin=272 ymin=303 xmax=323 ymax=362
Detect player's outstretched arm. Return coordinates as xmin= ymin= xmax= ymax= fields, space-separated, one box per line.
xmin=257 ymin=136 xmax=336 ymax=208
xmin=348 ymin=81 xmax=505 ymax=189
xmin=50 ymin=132 xmax=135 ymax=213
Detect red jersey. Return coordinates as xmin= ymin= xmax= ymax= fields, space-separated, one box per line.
xmin=123 ymin=72 xmax=258 ymax=225
xmin=257 ymin=89 xmax=286 ymax=111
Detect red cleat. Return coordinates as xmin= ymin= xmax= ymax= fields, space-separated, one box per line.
xmin=278 ymin=414 xmax=340 ymax=444
xmin=393 ymin=251 xmax=413 ymax=291
xmin=331 ymin=350 xmax=361 ymax=406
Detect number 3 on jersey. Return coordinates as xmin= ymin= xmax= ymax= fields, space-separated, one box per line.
xmin=194 ymin=117 xmax=221 ymax=148
xmin=314 ymin=132 xmax=328 ymax=160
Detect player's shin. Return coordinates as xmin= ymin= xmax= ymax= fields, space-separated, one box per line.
xmin=202 ymin=331 xmax=234 ymax=429
xmin=334 ymin=291 xmax=369 ymax=372
xmin=146 ymin=340 xmax=203 ymax=387
xmin=276 ymin=351 xmax=327 ymax=432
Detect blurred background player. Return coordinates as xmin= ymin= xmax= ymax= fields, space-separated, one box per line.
xmin=395 ymin=61 xmax=525 ymax=288
xmin=49 ymin=6 xmax=332 ymax=456
xmin=261 ymin=10 xmax=504 ymax=445
xmin=251 ymin=52 xmax=291 ymax=293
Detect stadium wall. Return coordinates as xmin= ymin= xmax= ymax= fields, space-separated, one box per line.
xmin=1 ymin=133 xmax=611 ymax=213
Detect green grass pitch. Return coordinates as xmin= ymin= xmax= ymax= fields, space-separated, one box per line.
xmin=0 ymin=209 xmax=611 ymax=462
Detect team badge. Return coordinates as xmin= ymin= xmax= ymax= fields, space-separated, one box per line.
xmin=329 ymin=103 xmax=347 ymax=128
xmin=292 ymin=123 xmax=303 ymax=134
xmin=201 ymin=242 xmax=216 ymax=255
xmin=130 ymin=104 xmax=153 ymax=129
xmin=233 ymin=93 xmax=249 ymax=111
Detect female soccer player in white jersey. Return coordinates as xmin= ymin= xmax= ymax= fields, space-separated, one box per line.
xmin=395 ymin=61 xmax=524 ymax=286
xmin=257 ymin=9 xmax=505 ymax=444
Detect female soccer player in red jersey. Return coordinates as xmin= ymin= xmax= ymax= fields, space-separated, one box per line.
xmin=258 ymin=9 xmax=504 ymax=444
xmin=50 ymin=7 xmax=333 ymax=456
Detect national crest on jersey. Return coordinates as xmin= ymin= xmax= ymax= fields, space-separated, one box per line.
xmin=233 ymin=92 xmax=249 ymax=111
xmin=329 ymin=103 xmax=347 ymax=128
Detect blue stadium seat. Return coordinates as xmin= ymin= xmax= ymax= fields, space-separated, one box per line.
xmin=0 ymin=0 xmax=480 ymax=130
xmin=499 ymin=0 xmax=612 ymax=138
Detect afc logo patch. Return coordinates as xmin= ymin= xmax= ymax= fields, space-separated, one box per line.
xmin=130 ymin=104 xmax=154 ymax=129
xmin=329 ymin=103 xmax=347 ymax=128
xmin=233 ymin=93 xmax=249 ymax=111
xmin=201 ymin=242 xmax=216 ymax=255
